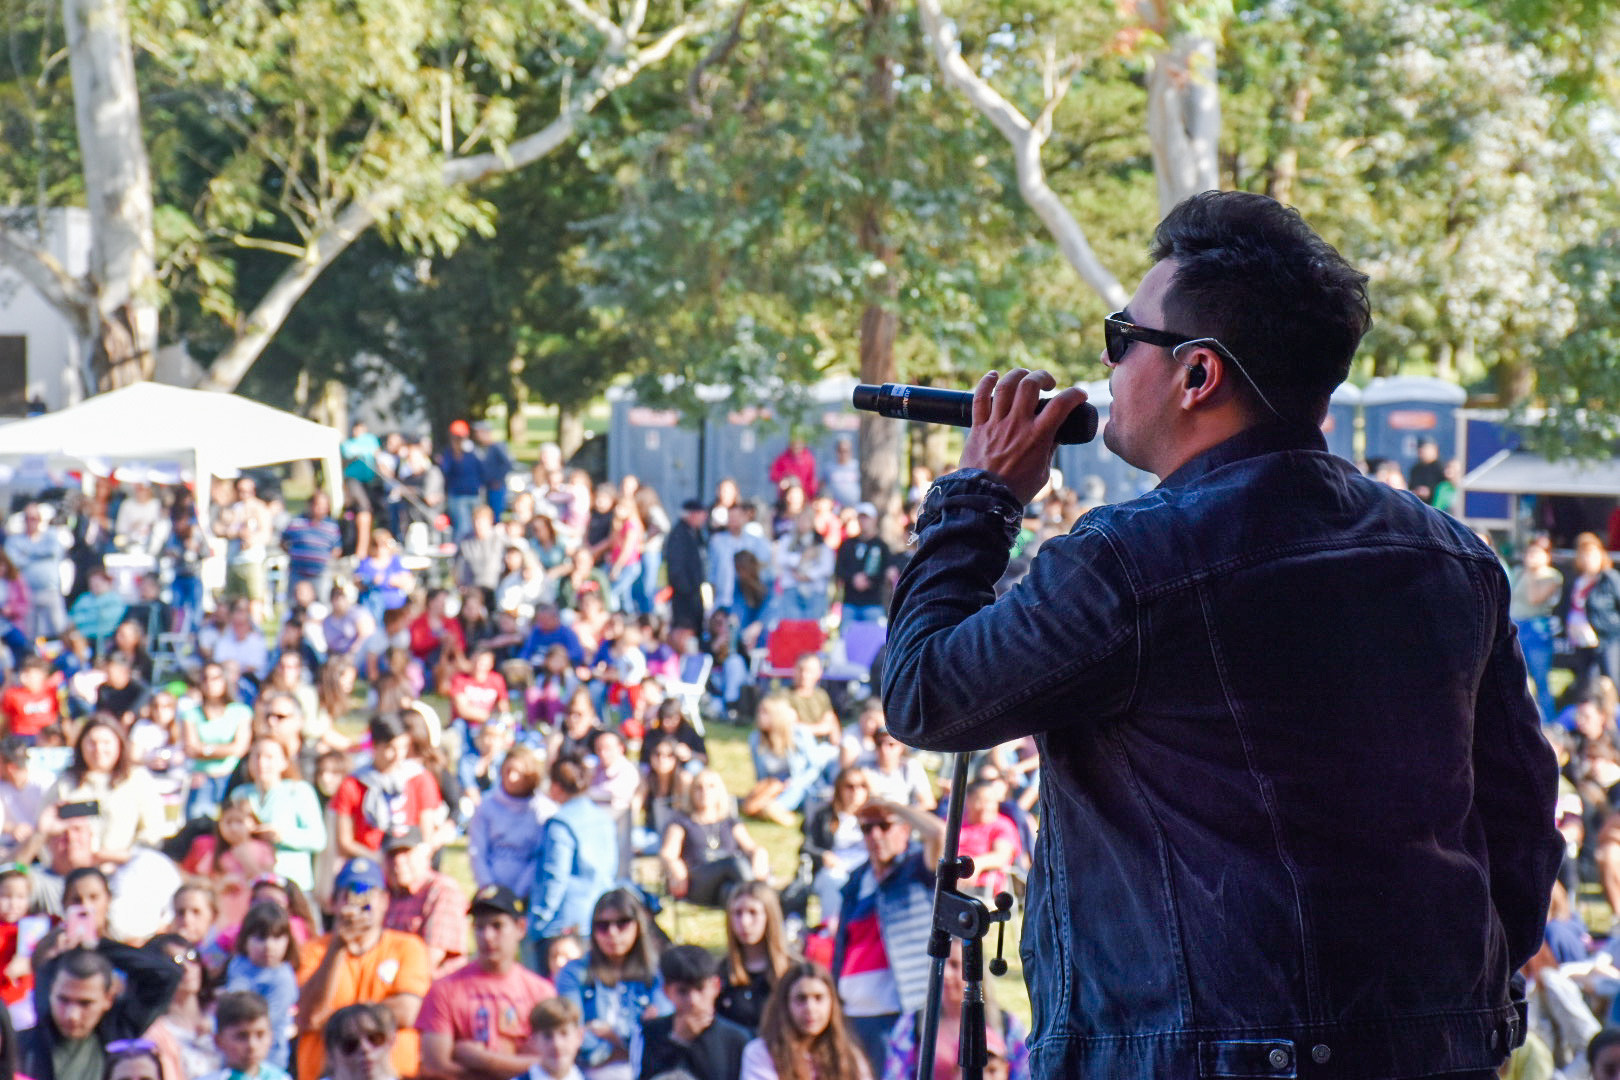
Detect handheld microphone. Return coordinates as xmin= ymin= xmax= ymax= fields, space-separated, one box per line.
xmin=851 ymin=383 xmax=1099 ymax=445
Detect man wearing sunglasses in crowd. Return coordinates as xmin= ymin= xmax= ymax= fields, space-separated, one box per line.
xmin=296 ymin=857 xmax=430 ymax=1080
xmin=828 ymin=797 xmax=943 ymax=1074
xmin=323 ymin=1003 xmax=402 ymax=1080
xmin=882 ymin=190 xmax=1560 ymax=1079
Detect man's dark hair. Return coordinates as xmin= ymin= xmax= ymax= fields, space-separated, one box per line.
xmin=368 ymin=710 xmax=412 ymax=745
xmin=63 ymin=866 xmax=109 ymax=898
xmin=52 ymin=947 xmax=114 ymax=990
xmin=215 ymin=990 xmax=269 ymax=1032
xmin=659 ymin=944 xmax=720 ymax=988
xmin=550 ymin=754 xmax=590 ymax=797
xmin=0 ymin=734 xmax=29 ymax=767
xmin=1150 ymin=191 xmax=1371 ymax=426
xmin=1590 ymin=1026 xmax=1620 ymax=1068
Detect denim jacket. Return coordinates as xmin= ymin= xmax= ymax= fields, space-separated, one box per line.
xmin=883 ymin=423 xmax=1562 ymax=1080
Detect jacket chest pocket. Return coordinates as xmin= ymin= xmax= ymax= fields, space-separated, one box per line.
xmin=1199 ymin=1039 xmax=1297 ymax=1078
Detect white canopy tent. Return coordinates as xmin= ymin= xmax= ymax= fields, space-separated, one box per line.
xmin=0 ymin=382 xmax=342 ymax=526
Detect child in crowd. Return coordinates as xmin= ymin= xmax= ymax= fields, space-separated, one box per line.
xmin=0 ymin=864 xmax=46 ymax=1009
xmin=183 ymin=796 xmax=279 ymax=926
xmin=530 ymin=645 xmax=579 ymax=730
xmin=458 ymin=715 xmax=516 ymax=818
xmin=215 ymin=874 xmax=319 ymax=953
xmin=202 ymin=990 xmax=292 ymax=1080
xmin=599 ymin=620 xmax=647 ymax=724
xmin=545 ymin=935 xmax=585 ymax=983
xmin=169 ymin=883 xmax=222 ymax=959
xmin=104 ymin=1042 xmax=166 ymax=1080
xmin=312 ymin=748 xmax=351 ymax=811
xmin=224 ymin=901 xmax=299 ymax=1071
xmin=634 ymin=945 xmax=750 ymax=1080
xmin=1 ymin=656 xmax=60 ymax=741
xmin=520 ymin=997 xmax=587 ymax=1080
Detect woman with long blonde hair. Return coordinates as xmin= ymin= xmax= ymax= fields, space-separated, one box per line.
xmin=740 ymin=962 xmax=869 ymax=1080
xmin=742 ymin=692 xmax=836 ymax=826
xmin=719 ymin=881 xmax=800 ymax=1034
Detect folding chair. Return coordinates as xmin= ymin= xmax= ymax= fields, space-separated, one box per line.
xmin=750 ymin=619 xmax=826 ymax=683
xmin=666 ymin=651 xmax=713 ymax=734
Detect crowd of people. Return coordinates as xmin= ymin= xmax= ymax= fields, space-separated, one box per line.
xmin=0 ymin=410 xmax=1601 ymax=1080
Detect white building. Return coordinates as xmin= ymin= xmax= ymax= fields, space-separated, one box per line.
xmin=0 ymin=206 xmax=92 ymax=412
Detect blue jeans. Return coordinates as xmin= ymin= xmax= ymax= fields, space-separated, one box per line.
xmin=487 ymin=488 xmax=507 ymax=519
xmin=171 ymin=575 xmax=203 ymax=634
xmin=609 ymin=563 xmax=641 ymax=614
xmin=187 ymin=772 xmax=232 ymax=820
xmin=1515 ymin=617 xmax=1556 ymax=720
xmin=843 ymin=603 xmax=886 ymax=624
xmin=633 ymin=548 xmax=663 ymax=614
xmin=447 ymin=494 xmax=481 ymax=539
xmin=777 ymin=587 xmax=826 ymax=623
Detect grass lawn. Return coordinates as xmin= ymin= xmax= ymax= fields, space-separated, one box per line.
xmin=422 ymin=709 xmax=1033 ymax=1024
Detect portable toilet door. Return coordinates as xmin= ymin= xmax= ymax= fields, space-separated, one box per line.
xmin=607 ymin=390 xmax=704 ymax=505
xmin=1360 ymin=375 xmax=1467 ymax=469
xmin=1322 ymin=382 xmax=1360 ymax=463
xmin=1053 ymin=380 xmax=1157 ymax=505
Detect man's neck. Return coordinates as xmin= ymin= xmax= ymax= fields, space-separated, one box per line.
xmin=480 ymin=953 xmax=512 ymax=976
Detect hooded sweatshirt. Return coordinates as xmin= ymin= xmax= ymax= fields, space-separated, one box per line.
xmin=467 ymin=782 xmax=556 ymax=896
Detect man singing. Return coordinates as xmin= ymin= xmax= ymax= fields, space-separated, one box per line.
xmin=882 ymin=191 xmax=1560 ymax=1080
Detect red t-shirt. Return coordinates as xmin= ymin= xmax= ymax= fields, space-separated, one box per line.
xmin=409 ymin=615 xmax=466 ymax=661
xmin=448 ymin=671 xmax=507 ymax=725
xmin=331 ymin=767 xmax=444 ymax=852
xmin=2 ymin=684 xmax=58 ymax=736
xmin=416 ymin=960 xmax=556 ymax=1051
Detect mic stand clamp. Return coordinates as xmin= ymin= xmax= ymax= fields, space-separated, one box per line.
xmin=916 ymin=753 xmax=1016 ymax=1080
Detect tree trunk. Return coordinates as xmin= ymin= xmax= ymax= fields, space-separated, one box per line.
xmin=1265 ymin=81 xmax=1313 ymax=205
xmin=506 ymin=355 xmax=528 ymax=446
xmin=64 ymin=0 xmax=157 ymax=389
xmin=1147 ymin=32 xmax=1222 ymax=214
xmin=557 ymin=406 xmax=585 ymax=461
xmin=1494 ymin=356 xmax=1534 ymax=407
xmin=856 ymin=0 xmax=901 ymax=505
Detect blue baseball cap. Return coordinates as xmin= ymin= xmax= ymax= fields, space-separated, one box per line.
xmin=334 ymin=857 xmax=386 ymax=896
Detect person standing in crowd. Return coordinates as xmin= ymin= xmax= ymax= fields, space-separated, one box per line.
xmin=442 ymin=420 xmax=486 ymax=540
xmin=631 ymin=488 xmax=669 ymax=616
xmin=739 ymin=962 xmax=869 ymax=1080
xmin=296 ymin=857 xmax=430 ymax=1080
xmin=380 ymin=827 xmax=469 ymax=977
xmin=474 ymin=421 xmax=515 ymax=519
xmin=8 ymin=503 xmax=67 ymax=640
xmin=457 ymin=506 xmax=511 ymax=594
xmin=708 ymin=509 xmax=771 ymax=618
xmin=834 ymin=504 xmax=892 ymax=624
xmin=883 ymin=191 xmax=1560 ymax=1078
xmin=18 ymin=942 xmax=185 ymax=1080
xmin=831 ymin=800 xmax=943 ymax=1072
xmin=1511 ymin=533 xmax=1564 ymax=721
xmin=281 ymin=491 xmax=344 ymax=603
xmin=528 ymin=756 xmax=618 ymax=971
xmin=824 ymin=438 xmax=861 ymax=509
xmin=665 ymin=499 xmax=710 ymax=633
xmin=417 ymin=885 xmax=558 ymax=1080
xmin=770 ymin=437 xmax=818 ymax=501
xmin=633 ymin=945 xmax=750 ymax=1080
xmin=1563 ymin=532 xmax=1620 ymax=693
xmin=1406 ymin=436 xmax=1445 ymax=503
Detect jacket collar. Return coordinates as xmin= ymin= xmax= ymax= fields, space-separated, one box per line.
xmin=1158 ymin=422 xmax=1329 ymax=491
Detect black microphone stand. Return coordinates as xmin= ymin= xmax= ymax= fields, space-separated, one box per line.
xmin=917 ymin=752 xmax=1015 ymax=1080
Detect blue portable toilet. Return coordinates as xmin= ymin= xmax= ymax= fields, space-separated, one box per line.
xmin=1053 ymin=380 xmax=1157 ymax=505
xmin=1361 ymin=375 xmax=1466 ymax=470
xmin=1322 ymin=382 xmax=1360 ymax=463
xmin=1456 ymin=410 xmax=1517 ymax=527
xmin=607 ymin=387 xmax=705 ymax=505
xmin=702 ymin=377 xmax=861 ymax=504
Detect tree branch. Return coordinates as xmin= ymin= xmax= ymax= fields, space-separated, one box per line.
xmin=916 ymin=0 xmax=1128 ymax=310
xmin=198 ymin=2 xmax=736 ymax=393
xmin=0 ymin=218 xmax=95 ymax=333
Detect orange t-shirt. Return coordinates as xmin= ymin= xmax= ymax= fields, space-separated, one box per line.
xmin=296 ymin=929 xmax=431 ymax=1080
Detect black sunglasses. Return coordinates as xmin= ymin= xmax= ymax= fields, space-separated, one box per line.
xmin=337 ymin=1029 xmax=389 ymax=1055
xmin=1103 ymin=311 xmax=1284 ymax=420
